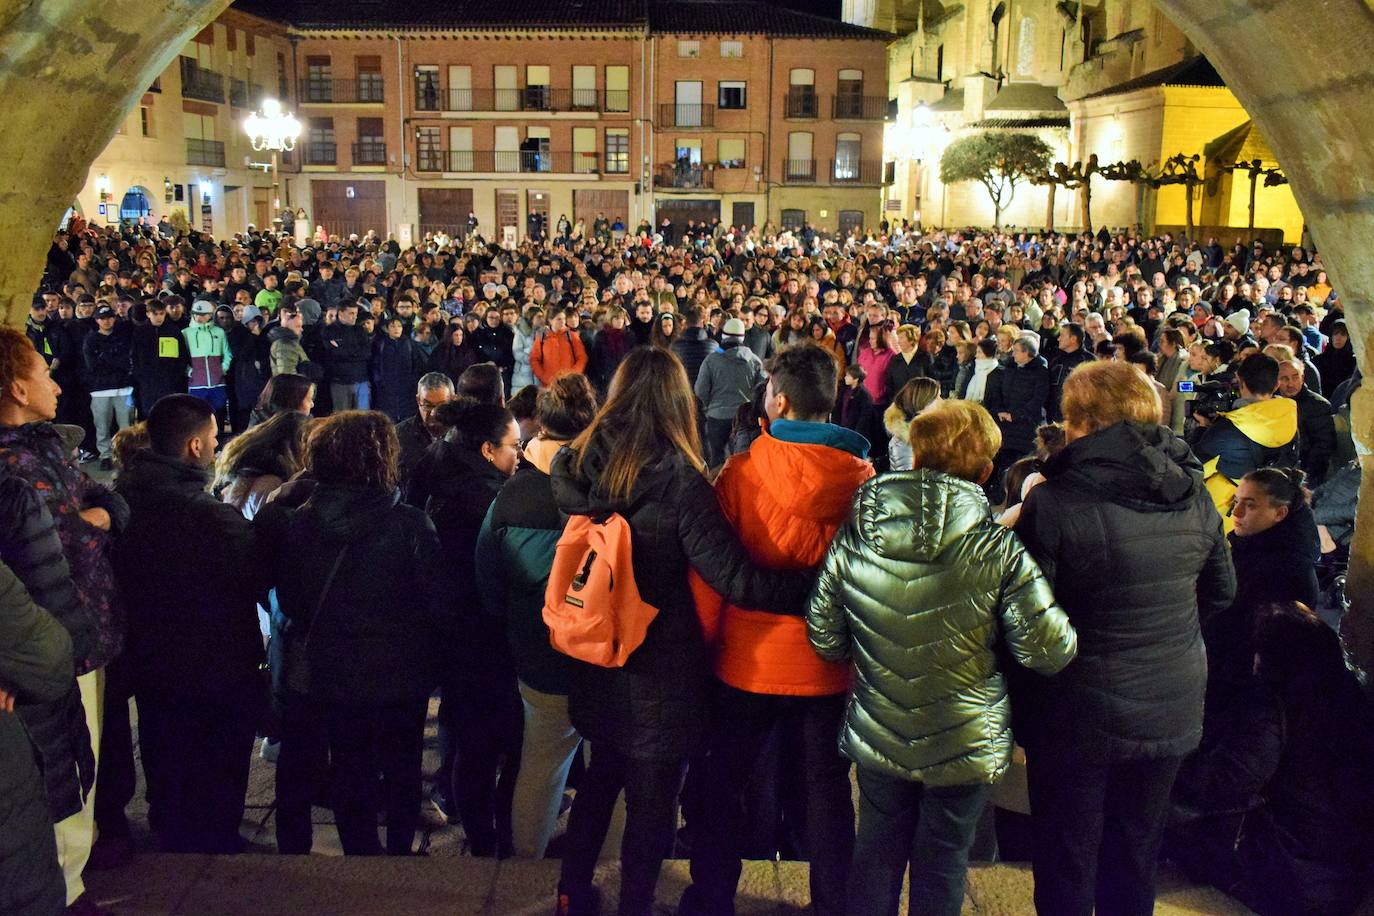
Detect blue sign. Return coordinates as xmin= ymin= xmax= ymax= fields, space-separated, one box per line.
xmin=98 ymin=203 xmax=106 ymax=215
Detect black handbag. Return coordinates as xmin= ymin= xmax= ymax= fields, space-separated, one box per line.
xmin=283 ymin=544 xmax=348 ymax=695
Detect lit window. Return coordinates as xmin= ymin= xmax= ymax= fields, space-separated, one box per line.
xmin=678 ymin=40 xmax=700 ymax=58
xmin=720 ymin=40 xmax=743 ymax=58
xmin=718 ymin=81 xmax=747 ymax=110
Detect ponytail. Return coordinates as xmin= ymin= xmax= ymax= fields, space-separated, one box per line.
xmin=1243 ymin=466 xmax=1310 ymax=514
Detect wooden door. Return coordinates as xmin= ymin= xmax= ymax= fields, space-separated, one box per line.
xmin=310 ymin=179 xmax=386 ymax=240
xmin=731 ymin=201 xmax=755 ymax=231
xmin=418 ymin=187 xmax=474 ymax=240
xmin=574 ymin=189 xmax=630 ymax=230
xmin=496 ymin=189 xmax=519 ymax=245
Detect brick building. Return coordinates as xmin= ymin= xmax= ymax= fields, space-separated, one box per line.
xmin=75 ymin=0 xmax=891 ymax=241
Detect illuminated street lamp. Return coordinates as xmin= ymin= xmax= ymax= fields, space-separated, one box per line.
xmin=243 ymin=98 xmax=301 ymax=220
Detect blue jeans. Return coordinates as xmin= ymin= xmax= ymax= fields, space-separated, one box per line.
xmin=848 ymin=769 xmax=988 ymax=916
xmin=330 ymin=381 xmax=371 ymax=413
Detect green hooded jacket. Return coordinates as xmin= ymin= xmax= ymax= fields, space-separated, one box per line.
xmin=807 ymin=469 xmax=1077 ymax=786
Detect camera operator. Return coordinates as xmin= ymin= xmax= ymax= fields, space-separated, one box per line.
xmin=1191 ymin=352 xmax=1299 ymax=532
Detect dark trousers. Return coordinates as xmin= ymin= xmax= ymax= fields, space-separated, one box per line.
xmin=849 ymin=769 xmax=988 ymax=916
xmin=94 ymin=659 xmax=137 ymax=839
xmin=1026 ymin=751 xmax=1183 ymax=916
xmin=136 ymin=688 xmax=258 ymax=853
xmin=704 ymin=416 xmax=734 ymax=468
xmin=685 ymin=686 xmax=853 ymax=916
xmin=559 ymin=744 xmax=687 ymax=916
xmin=441 ymin=678 xmax=523 ymax=857
xmin=276 ymin=693 xmax=427 ymax=856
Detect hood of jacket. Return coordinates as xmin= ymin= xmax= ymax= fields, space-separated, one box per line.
xmin=857 ymin=469 xmax=992 ymax=563
xmin=746 ymin=426 xmax=874 ymax=524
xmin=267 ymin=325 xmax=299 ymax=344
xmin=301 ymin=484 xmax=404 ymax=541
xmin=1044 ymin=421 xmax=1202 ymax=513
xmin=1220 ymin=396 xmax=1298 ymax=448
xmin=883 ymin=402 xmax=914 ymax=442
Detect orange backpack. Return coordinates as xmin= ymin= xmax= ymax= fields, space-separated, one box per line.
xmin=543 ymin=513 xmax=659 ymax=668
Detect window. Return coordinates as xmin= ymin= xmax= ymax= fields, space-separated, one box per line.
xmin=448 ymin=65 xmax=472 ymax=111
xmin=718 ymin=81 xmax=746 ymax=110
xmin=834 ymin=132 xmax=861 ymax=181
xmin=781 ymin=208 xmax=806 ymax=231
xmin=720 ymin=40 xmax=743 ymax=58
xmin=306 ymin=117 xmax=336 ymax=165
xmin=786 ymin=132 xmax=814 ymax=179
xmin=305 ymin=56 xmax=332 ymax=103
xmin=572 ymin=65 xmax=597 ymax=110
xmin=678 ymin=40 xmax=700 ymax=58
xmin=787 ymin=69 xmax=817 ymax=118
xmin=835 ymin=68 xmax=864 ymax=118
xmin=357 ymin=55 xmax=383 ymax=103
xmin=416 ymin=126 xmax=442 ymax=171
xmin=355 ymin=117 xmax=385 ymax=165
xmin=717 ymin=138 xmax=745 ymax=168
xmin=448 ymin=127 xmax=472 ymax=170
xmin=605 ymin=128 xmax=629 ymax=173
xmin=140 ymin=106 xmax=152 ymax=137
xmin=526 ymin=65 xmax=551 ymax=111
xmin=573 ymin=126 xmax=597 ymax=173
xmin=494 ymin=65 xmax=518 ymax=111
xmin=415 ymin=65 xmax=440 ymax=111
xmin=277 ymin=53 xmax=288 ymax=99
xmin=605 ymin=65 xmax=630 ymax=112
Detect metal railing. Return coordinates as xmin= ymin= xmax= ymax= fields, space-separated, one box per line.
xmin=303 ymin=77 xmax=386 ymax=104
xmin=185 ymin=138 xmax=225 ymax=167
xmin=832 ymin=94 xmax=889 ymax=120
xmin=654 ymin=163 xmax=713 ymax=189
xmin=784 ymin=88 xmax=819 ymax=119
xmin=352 ymin=141 xmax=387 ymax=166
xmin=415 ymin=149 xmax=599 ymax=174
xmin=303 ymin=142 xmax=338 ymax=166
xmin=658 ymin=103 xmax=715 ymax=128
xmin=414 ymin=85 xmax=626 ymax=113
xmin=782 ymin=158 xmax=818 ymax=183
xmin=180 ymin=58 xmax=225 ymax=103
xmin=830 ymin=159 xmax=883 ymax=184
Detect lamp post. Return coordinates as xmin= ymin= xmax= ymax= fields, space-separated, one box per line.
xmin=243 ymin=98 xmax=301 ymax=228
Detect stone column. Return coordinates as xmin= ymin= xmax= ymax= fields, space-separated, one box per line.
xmin=0 ymin=0 xmax=231 ymax=321
xmin=1154 ymin=0 xmax=1374 ymax=677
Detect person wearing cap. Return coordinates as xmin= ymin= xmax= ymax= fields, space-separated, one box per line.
xmin=695 ymin=317 xmax=766 ymax=467
xmin=1223 ymin=309 xmax=1257 ymax=350
xmin=182 ymin=301 xmax=233 ymax=429
xmin=82 ymin=306 xmax=134 ymax=470
xmin=131 ymin=298 xmax=189 ymax=417
xmin=226 ymin=306 xmax=272 ymax=435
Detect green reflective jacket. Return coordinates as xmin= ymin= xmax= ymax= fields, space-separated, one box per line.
xmin=807 ymin=469 xmax=1077 ymax=786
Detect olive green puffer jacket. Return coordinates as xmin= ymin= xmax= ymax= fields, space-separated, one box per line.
xmin=807 ymin=469 xmax=1077 ymax=786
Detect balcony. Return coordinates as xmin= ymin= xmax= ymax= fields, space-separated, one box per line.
xmin=784 ymin=88 xmax=819 ymax=119
xmin=180 ymin=59 xmax=225 ymax=104
xmin=185 ymin=138 xmax=225 ymax=167
xmin=413 ymin=86 xmax=619 ymax=113
xmin=303 ymin=77 xmax=386 ymax=104
xmin=303 ymin=142 xmax=338 ymax=166
xmin=658 ymin=103 xmax=715 ymax=128
xmin=415 ymin=149 xmax=599 ymax=174
xmin=352 ymin=141 xmax=387 ymax=166
xmin=782 ymin=158 xmax=818 ymax=183
xmin=832 ymin=95 xmax=890 ymax=120
xmin=654 ymin=163 xmax=714 ymax=189
xmin=830 ymin=159 xmax=883 ymax=185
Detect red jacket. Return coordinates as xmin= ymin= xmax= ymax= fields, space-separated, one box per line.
xmin=530 ymin=328 xmax=588 ymax=386
xmin=690 ymin=425 xmax=874 ymax=696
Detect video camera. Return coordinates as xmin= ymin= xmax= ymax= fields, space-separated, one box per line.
xmin=1178 ymin=377 xmax=1240 ymax=420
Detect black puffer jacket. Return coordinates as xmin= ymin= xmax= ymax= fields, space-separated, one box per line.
xmin=0 ymin=474 xmax=94 ymax=822
xmin=991 ymin=354 xmax=1049 ymax=455
xmin=257 ymin=485 xmax=451 ymax=703
xmin=1014 ymin=421 xmax=1236 ymax=760
xmin=114 ymin=453 xmax=265 ymax=697
xmin=550 ymin=443 xmax=815 ymax=761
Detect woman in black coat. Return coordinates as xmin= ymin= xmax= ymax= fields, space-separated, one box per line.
xmin=405 ymin=397 xmax=523 ymax=857
xmin=257 ymin=412 xmax=451 ymax=856
xmin=1014 ymin=362 xmax=1235 ymax=916
xmin=550 ymin=347 xmax=814 ymax=916
xmin=1168 ymin=602 xmax=1374 ymax=916
xmin=370 ymin=319 xmax=425 ymax=423
xmin=1205 ymin=467 xmax=1321 ymax=686
xmin=427 ymin=322 xmax=478 ymax=384
xmin=1313 ymin=320 xmax=1356 ymax=399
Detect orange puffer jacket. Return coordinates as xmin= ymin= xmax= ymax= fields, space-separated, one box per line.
xmin=531 ymin=329 xmax=588 ymax=386
xmin=690 ymin=423 xmax=874 ymax=695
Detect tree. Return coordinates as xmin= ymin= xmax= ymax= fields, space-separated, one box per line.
xmin=1032 ymin=155 xmax=1101 ymax=233
xmin=1220 ymin=158 xmax=1290 ymax=235
xmin=940 ymin=132 xmax=1053 ymax=229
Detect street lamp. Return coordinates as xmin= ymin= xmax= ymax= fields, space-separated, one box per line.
xmin=243 ymin=98 xmax=301 ymax=220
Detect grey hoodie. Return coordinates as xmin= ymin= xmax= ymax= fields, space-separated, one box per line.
xmin=694 ymin=342 xmax=765 ymax=420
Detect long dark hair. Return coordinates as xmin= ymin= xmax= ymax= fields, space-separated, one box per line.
xmin=571 ymin=346 xmax=703 ymax=500
xmin=432 ymin=396 xmax=513 ymax=453
xmin=255 ymin=373 xmax=315 ymax=418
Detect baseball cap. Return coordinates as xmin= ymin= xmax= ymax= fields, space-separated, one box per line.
xmin=191 ymin=301 xmax=215 ymax=315
xmin=94 ymin=305 xmax=116 ymax=319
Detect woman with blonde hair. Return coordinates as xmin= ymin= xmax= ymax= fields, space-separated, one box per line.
xmin=1013 ymin=361 xmax=1236 ymax=916
xmin=808 ymin=399 xmax=1076 ymax=916
xmin=883 ymin=376 xmax=941 ymax=472
xmin=550 ymin=347 xmax=814 ymax=916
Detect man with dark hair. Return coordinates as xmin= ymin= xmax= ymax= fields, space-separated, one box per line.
xmin=1192 ymin=352 xmax=1299 ymax=530
xmin=113 ymin=394 xmax=263 ymax=854
xmin=671 ymin=305 xmax=719 ymax=388
xmin=321 ymin=301 xmax=372 ymax=412
xmin=680 ymin=342 xmax=873 ymax=916
xmin=1048 ymin=322 xmax=1091 ymax=422
xmin=457 ymin=362 xmax=506 ymax=407
xmin=131 ymin=298 xmax=189 ymax=418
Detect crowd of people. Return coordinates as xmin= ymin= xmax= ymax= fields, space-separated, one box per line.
xmin=0 ymin=215 xmax=1370 ymax=916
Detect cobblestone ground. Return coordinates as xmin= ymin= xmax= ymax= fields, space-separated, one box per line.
xmin=80 ymin=697 xmax=1259 ymax=915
